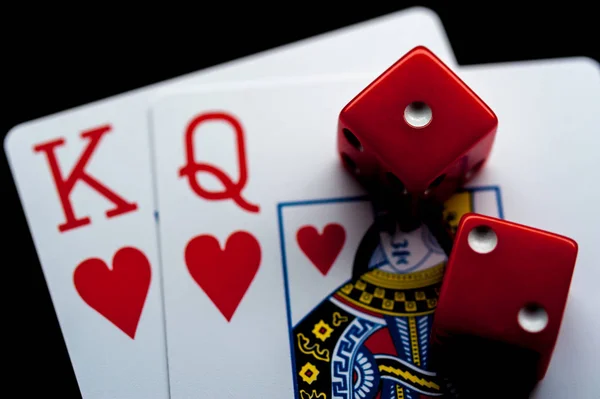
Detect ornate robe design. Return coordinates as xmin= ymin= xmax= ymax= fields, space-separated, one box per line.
xmin=291 ymin=190 xmax=481 ymax=399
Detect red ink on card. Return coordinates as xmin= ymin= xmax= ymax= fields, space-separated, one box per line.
xmin=73 ymin=247 xmax=151 ymax=339
xmin=178 ymin=112 xmax=260 ymax=213
xmin=184 ymin=231 xmax=261 ymax=321
xmin=33 ymin=125 xmax=138 ymax=233
xmin=297 ymin=224 xmax=346 ymax=276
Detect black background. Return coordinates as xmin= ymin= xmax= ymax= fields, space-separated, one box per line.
xmin=2 ymin=3 xmax=597 ymax=396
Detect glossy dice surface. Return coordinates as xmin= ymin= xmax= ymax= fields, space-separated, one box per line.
xmin=432 ymin=213 xmax=578 ymax=381
xmin=338 ymin=46 xmax=498 ymax=204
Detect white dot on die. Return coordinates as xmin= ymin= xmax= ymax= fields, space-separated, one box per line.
xmin=467 ymin=225 xmax=498 ymax=254
xmin=518 ymin=304 xmax=549 ymax=333
xmin=404 ymin=101 xmax=432 ymax=129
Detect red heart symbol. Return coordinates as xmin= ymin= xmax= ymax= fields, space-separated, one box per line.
xmin=73 ymin=247 xmax=151 ymax=339
xmin=185 ymin=231 xmax=261 ymax=321
xmin=297 ymin=224 xmax=346 ymax=276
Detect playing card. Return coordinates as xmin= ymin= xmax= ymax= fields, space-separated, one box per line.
xmin=3 ymin=7 xmax=455 ymax=398
xmin=278 ymin=187 xmax=501 ymax=398
xmin=150 ymin=58 xmax=599 ymax=398
xmin=459 ymin=58 xmax=600 ymax=399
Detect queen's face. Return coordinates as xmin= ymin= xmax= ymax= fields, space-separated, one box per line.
xmin=378 ymin=224 xmax=447 ymax=274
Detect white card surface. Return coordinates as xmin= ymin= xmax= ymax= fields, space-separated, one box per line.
xmin=150 ymin=58 xmax=600 ymax=398
xmin=3 ymin=7 xmax=454 ymax=398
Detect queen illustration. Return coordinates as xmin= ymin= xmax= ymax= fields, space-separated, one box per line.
xmin=291 ymin=191 xmax=477 ymax=399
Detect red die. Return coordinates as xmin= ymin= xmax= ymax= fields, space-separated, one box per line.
xmin=338 ymin=46 xmax=497 ymax=207
xmin=431 ymin=213 xmax=578 ymax=395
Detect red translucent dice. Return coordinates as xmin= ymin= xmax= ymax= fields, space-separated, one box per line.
xmin=338 ymin=46 xmax=498 ymax=205
xmin=431 ymin=213 xmax=578 ymax=392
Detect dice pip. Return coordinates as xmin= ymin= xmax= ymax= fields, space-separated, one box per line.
xmin=338 ymin=46 xmax=497 ymax=228
xmin=430 ymin=213 xmax=578 ymax=397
